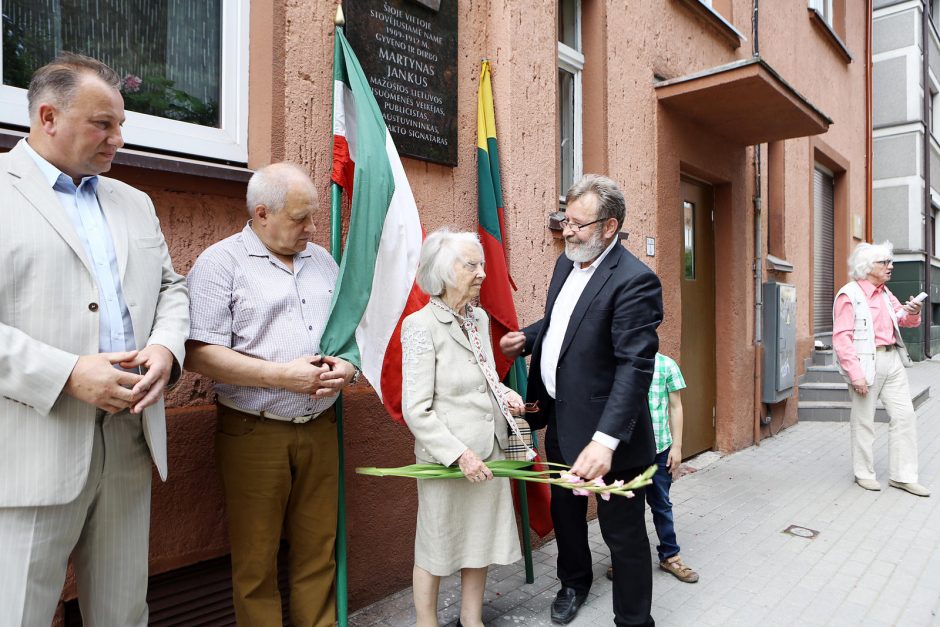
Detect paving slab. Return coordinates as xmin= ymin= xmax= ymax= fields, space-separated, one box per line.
xmin=350 ymin=360 xmax=940 ymax=626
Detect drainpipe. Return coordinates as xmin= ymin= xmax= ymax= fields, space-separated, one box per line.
xmin=923 ymin=1 xmax=934 ymax=357
xmin=752 ymin=0 xmax=765 ymax=445
xmin=867 ymin=0 xmax=874 ymax=242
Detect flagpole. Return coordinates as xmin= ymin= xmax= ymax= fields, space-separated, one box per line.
xmin=507 ymin=362 xmax=535 ymax=584
xmin=332 ymin=7 xmax=349 ymax=626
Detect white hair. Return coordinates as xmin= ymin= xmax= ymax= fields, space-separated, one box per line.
xmin=848 ymin=241 xmax=894 ymax=280
xmin=416 ymin=228 xmax=484 ymax=296
xmin=246 ymin=162 xmax=314 ymax=217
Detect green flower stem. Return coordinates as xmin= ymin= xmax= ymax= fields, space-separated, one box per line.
xmin=356 ymin=462 xmax=657 ymax=499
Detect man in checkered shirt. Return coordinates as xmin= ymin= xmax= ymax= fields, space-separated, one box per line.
xmin=185 ymin=163 xmax=358 ymax=626
xmin=608 ymin=352 xmax=699 ymax=584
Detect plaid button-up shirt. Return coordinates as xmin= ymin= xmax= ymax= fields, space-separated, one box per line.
xmin=649 ymin=353 xmax=686 ymax=453
xmin=187 ymin=222 xmax=339 ymax=418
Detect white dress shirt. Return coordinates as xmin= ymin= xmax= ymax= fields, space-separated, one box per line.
xmin=540 ymin=237 xmax=621 ymax=450
xmin=22 ymin=140 xmax=136 ymax=355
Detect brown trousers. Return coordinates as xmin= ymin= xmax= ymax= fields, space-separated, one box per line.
xmin=216 ymin=404 xmax=339 ymax=627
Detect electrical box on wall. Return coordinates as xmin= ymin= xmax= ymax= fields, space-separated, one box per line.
xmin=762 ymin=281 xmax=797 ymax=404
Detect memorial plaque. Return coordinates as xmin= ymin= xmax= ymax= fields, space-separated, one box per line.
xmin=343 ymin=0 xmax=458 ymax=166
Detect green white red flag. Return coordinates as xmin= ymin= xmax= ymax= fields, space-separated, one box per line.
xmin=321 ymin=27 xmax=426 ymax=423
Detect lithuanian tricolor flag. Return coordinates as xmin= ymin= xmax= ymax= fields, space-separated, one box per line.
xmin=477 ymin=60 xmax=553 ymax=537
xmin=477 ymin=60 xmax=520 ymax=380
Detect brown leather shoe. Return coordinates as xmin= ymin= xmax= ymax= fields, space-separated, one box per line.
xmin=660 ymin=555 xmax=699 ymax=583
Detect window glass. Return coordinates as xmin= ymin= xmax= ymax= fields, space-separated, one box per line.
xmin=558 ymin=0 xmax=579 ymax=51
xmin=559 ymin=68 xmax=575 ymax=201
xmin=684 ymin=201 xmax=696 ymax=280
xmin=3 ymin=0 xmax=222 ymax=128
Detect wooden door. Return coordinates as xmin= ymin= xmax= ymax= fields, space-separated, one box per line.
xmin=679 ymin=178 xmax=717 ymax=456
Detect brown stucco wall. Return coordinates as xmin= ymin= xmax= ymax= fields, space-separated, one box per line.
xmin=49 ymin=0 xmax=870 ymax=615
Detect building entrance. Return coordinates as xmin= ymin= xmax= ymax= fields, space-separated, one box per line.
xmin=679 ymin=178 xmax=717 ymax=456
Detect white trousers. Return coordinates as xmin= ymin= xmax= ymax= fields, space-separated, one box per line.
xmin=0 ymin=412 xmax=152 ymax=627
xmin=848 ymin=349 xmax=919 ymax=483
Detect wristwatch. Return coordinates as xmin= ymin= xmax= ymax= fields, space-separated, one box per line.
xmin=349 ymin=368 xmax=361 ymax=385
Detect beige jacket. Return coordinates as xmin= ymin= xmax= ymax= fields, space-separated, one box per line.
xmin=400 ymin=303 xmax=511 ymax=466
xmin=0 ymin=140 xmax=190 ymax=506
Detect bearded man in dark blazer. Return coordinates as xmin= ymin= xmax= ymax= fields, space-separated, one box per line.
xmin=501 ymin=174 xmax=662 ymax=627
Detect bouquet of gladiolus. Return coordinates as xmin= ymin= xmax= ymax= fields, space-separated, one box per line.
xmin=356 ymin=461 xmax=657 ymax=500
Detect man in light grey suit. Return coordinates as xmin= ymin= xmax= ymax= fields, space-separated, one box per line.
xmin=0 ymin=53 xmax=189 ymax=626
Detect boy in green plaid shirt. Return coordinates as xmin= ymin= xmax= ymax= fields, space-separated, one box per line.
xmin=608 ymin=352 xmax=699 ymax=583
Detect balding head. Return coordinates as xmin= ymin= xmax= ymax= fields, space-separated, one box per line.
xmin=246 ymin=162 xmax=317 ymax=217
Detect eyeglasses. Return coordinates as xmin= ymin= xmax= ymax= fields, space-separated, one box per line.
xmin=558 ymin=217 xmax=608 ymax=232
xmin=873 ymin=259 xmax=893 ymax=266
xmin=462 ymin=260 xmax=486 ymax=272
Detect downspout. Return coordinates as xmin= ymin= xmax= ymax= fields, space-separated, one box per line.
xmin=867 ymin=0 xmax=873 ymax=242
xmin=923 ymin=1 xmax=934 ymax=357
xmin=752 ymin=0 xmax=764 ymax=445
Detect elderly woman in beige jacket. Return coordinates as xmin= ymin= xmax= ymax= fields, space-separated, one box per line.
xmin=401 ymin=228 xmax=525 ymax=627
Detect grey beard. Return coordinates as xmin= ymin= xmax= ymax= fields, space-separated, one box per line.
xmin=565 ymin=230 xmax=606 ymax=263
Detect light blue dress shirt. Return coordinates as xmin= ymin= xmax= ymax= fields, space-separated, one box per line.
xmin=23 ymin=140 xmax=136 ymax=354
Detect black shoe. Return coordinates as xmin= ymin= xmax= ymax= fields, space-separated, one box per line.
xmin=551 ymin=587 xmax=588 ymax=624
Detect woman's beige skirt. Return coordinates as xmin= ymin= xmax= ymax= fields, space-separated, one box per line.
xmin=414 ymin=451 xmax=522 ymax=576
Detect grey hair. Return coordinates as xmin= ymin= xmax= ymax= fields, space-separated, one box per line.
xmin=416 ymin=228 xmax=484 ymax=296
xmin=27 ymin=52 xmax=121 ymax=120
xmin=565 ymin=174 xmax=626 ymax=229
xmin=848 ymin=241 xmax=894 ymax=280
xmin=246 ymin=162 xmax=315 ymax=216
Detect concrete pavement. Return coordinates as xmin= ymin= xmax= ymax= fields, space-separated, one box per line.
xmin=350 ymin=358 xmax=940 ymax=626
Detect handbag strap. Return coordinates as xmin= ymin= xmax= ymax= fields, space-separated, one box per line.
xmin=430 ymin=298 xmax=536 ymax=460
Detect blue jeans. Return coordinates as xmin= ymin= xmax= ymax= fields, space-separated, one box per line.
xmin=645 ymin=448 xmax=679 ymax=562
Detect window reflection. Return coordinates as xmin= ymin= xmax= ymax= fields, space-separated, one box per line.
xmin=3 ymin=0 xmax=222 ymax=128
xmin=684 ymin=201 xmax=695 ymax=280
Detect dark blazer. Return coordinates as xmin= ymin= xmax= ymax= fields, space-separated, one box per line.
xmin=523 ymin=244 xmax=663 ymax=472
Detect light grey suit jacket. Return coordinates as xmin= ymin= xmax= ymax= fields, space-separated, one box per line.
xmin=0 ymin=140 xmax=190 ymax=507
xmin=401 ymin=304 xmax=510 ymax=467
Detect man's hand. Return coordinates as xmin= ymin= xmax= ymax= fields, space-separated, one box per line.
xmin=850 ymin=378 xmax=869 ymax=397
xmin=457 ymin=448 xmax=493 ymax=483
xmin=316 ymin=356 xmax=357 ymax=398
xmin=120 ymin=345 xmax=176 ymax=414
xmin=571 ymin=440 xmax=614 ymax=481
xmin=499 ymin=331 xmax=526 ymax=359
xmin=667 ymin=445 xmax=682 ymax=481
xmin=277 ymin=355 xmax=330 ymax=395
xmin=64 ymin=351 xmax=144 ymax=414
xmin=903 ymin=296 xmax=922 ymax=316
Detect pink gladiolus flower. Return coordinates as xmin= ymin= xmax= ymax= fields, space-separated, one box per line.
xmin=560 ymin=472 xmax=590 ymax=496
xmin=122 ymin=74 xmax=143 ymax=93
xmin=592 ymin=477 xmax=612 ymax=501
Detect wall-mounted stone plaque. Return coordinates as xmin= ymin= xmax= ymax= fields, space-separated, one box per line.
xmin=343 ymin=0 xmax=458 ymax=166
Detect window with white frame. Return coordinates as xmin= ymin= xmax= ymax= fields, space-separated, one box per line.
xmin=558 ymin=0 xmax=583 ymax=206
xmin=809 ymin=0 xmax=834 ymax=27
xmin=0 ymin=0 xmax=249 ymax=163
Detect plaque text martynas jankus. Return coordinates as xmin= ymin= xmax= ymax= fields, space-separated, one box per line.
xmin=345 ymin=0 xmax=458 ymax=166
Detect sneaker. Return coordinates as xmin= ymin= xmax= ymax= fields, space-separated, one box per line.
xmin=888 ymin=480 xmax=930 ymax=497
xmin=659 ymin=555 xmax=699 ymax=583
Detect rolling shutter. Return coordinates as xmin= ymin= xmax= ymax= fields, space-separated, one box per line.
xmin=813 ymin=167 xmax=835 ymax=335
